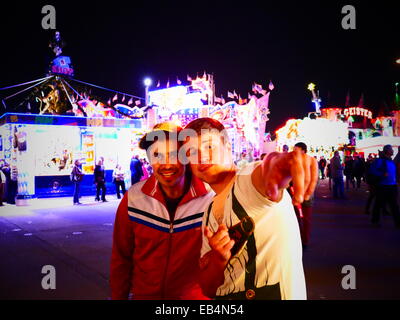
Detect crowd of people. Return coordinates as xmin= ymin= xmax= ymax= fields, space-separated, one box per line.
xmin=70 ymin=156 xmax=152 ymax=205
xmin=312 ymin=145 xmax=400 ymax=228
xmin=316 ymin=151 xmax=371 ymax=199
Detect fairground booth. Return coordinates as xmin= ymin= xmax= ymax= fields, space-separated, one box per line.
xmin=0 ymin=113 xmax=145 ymax=200
xmin=275 ymin=84 xmax=400 ymax=159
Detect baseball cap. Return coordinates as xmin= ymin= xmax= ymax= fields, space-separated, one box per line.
xmin=139 ymin=122 xmax=183 ymax=150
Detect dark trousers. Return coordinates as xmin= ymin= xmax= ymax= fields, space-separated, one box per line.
xmin=320 ymin=168 xmax=325 ymax=179
xmin=115 ymin=180 xmax=126 ymax=199
xmin=73 ymin=182 xmax=81 ymax=204
xmin=295 ymin=204 xmax=313 ymax=246
xmin=365 ymin=184 xmax=376 ymax=214
xmin=372 ymin=185 xmax=400 ymax=226
xmin=7 ymin=180 xmax=17 ymax=204
xmin=131 ymin=175 xmax=141 ymax=186
xmin=345 ymin=175 xmax=355 ymax=189
xmin=354 ymin=175 xmax=362 ymax=188
xmin=333 ymin=177 xmax=345 ymax=198
xmin=0 ymin=183 xmax=4 ymax=205
xmin=96 ymin=181 xmax=106 ymax=201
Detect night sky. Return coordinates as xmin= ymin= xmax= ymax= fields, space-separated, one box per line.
xmin=1 ymin=1 xmax=399 ymax=132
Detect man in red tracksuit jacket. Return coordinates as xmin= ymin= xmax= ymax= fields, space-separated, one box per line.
xmin=110 ymin=122 xmax=214 ymax=299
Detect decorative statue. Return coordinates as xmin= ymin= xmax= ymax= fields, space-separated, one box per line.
xmin=49 ymin=31 xmax=65 ymax=56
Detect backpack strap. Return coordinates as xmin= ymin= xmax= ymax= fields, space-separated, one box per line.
xmin=205 ymin=202 xmax=213 ymax=227
xmin=231 ymin=184 xmax=257 ymax=298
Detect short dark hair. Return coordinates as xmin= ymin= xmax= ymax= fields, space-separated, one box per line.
xmin=383 ymin=144 xmax=392 ymax=153
xmin=294 ymin=142 xmax=307 ymax=153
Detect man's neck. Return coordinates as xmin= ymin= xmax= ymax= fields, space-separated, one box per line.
xmin=160 ymin=177 xmax=189 ymax=200
xmin=209 ymin=168 xmax=237 ymax=195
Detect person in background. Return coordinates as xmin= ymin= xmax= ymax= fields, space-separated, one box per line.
xmin=282 ymin=144 xmax=289 ymax=153
xmin=113 ymin=164 xmax=126 ymax=199
xmin=292 ymin=143 xmax=318 ymax=250
xmin=393 ymin=146 xmax=400 ymax=182
xmin=143 ymin=158 xmax=153 ymax=176
xmin=344 ymin=155 xmax=355 ymax=190
xmin=130 ymin=155 xmax=143 ymax=186
xmin=0 ymin=162 xmax=5 ymax=206
xmin=330 ymin=151 xmax=345 ymax=199
xmin=352 ymin=154 xmax=365 ymax=189
xmin=318 ymin=156 xmax=327 ymax=179
xmin=236 ymin=153 xmax=249 ymax=170
xmin=327 ymin=160 xmax=332 ymax=190
xmin=7 ymin=164 xmax=18 ymax=205
xmin=94 ymin=159 xmax=107 ymax=202
xmin=71 ymin=159 xmax=84 ymax=205
xmin=140 ymin=158 xmax=149 ymax=181
xmin=1 ymin=162 xmax=11 ymax=204
xmin=370 ymin=145 xmax=400 ymax=228
xmin=365 ymin=153 xmax=380 ymax=215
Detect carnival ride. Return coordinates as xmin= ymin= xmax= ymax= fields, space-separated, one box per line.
xmin=0 ymin=32 xmax=146 ymax=120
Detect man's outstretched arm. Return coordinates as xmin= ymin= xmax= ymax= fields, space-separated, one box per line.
xmin=252 ymin=149 xmax=319 ymax=205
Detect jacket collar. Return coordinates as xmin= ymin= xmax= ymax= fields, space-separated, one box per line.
xmin=141 ymin=174 xmax=208 ymax=207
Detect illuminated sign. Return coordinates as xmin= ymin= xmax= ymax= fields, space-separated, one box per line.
xmin=149 ymin=86 xmax=187 ymax=112
xmin=50 ymin=56 xmax=74 ymax=76
xmin=149 ymin=86 xmax=204 ymax=113
xmin=343 ymin=107 xmax=372 ymax=119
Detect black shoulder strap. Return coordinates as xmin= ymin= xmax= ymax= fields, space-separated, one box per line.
xmin=205 ymin=202 xmax=213 ymax=227
xmin=231 ymin=185 xmax=257 ymax=292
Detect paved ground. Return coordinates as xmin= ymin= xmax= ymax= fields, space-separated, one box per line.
xmin=0 ymin=179 xmax=399 ymax=300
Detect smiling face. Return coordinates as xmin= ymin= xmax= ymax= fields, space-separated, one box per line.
xmin=184 ymin=129 xmax=233 ymax=185
xmin=147 ymin=138 xmax=185 ymax=190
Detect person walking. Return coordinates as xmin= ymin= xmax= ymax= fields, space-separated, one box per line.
xmin=140 ymin=158 xmax=149 ymax=181
xmin=94 ymin=159 xmax=107 ymax=202
xmin=8 ymin=164 xmax=18 ymax=205
xmin=130 ymin=155 xmax=143 ymax=186
xmin=353 ymin=154 xmax=365 ymax=189
xmin=292 ymin=143 xmax=318 ymax=250
xmin=327 ymin=160 xmax=332 ymax=190
xmin=71 ymin=159 xmax=84 ymax=205
xmin=1 ymin=162 xmax=12 ymax=204
xmin=0 ymin=166 xmax=5 ymax=206
xmin=344 ymin=155 xmax=355 ymax=190
xmin=330 ymin=151 xmax=345 ymax=199
xmin=370 ymin=145 xmax=400 ymax=228
xmin=113 ymin=164 xmax=126 ymax=199
xmin=318 ymin=156 xmax=327 ymax=179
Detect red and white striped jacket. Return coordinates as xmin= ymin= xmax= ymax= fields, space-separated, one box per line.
xmin=110 ymin=174 xmax=214 ymax=300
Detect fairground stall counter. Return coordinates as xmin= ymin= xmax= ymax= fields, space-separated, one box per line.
xmin=0 ymin=113 xmax=145 ymax=202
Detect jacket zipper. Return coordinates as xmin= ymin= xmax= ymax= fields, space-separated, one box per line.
xmin=160 ymin=220 xmax=174 ymax=298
